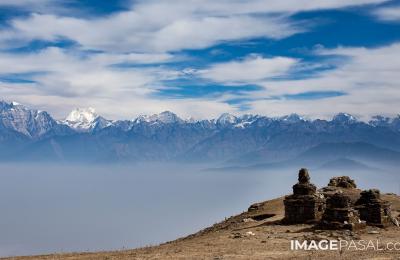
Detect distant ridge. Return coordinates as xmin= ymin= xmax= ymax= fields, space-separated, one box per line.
xmin=0 ymin=100 xmax=400 ymax=164
xmin=317 ymin=158 xmax=378 ymax=171
xmin=209 ymin=142 xmax=400 ymax=172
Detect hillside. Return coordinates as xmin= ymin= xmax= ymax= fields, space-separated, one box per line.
xmin=4 ymin=187 xmax=400 ymax=259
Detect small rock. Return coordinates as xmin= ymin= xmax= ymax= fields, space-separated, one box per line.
xmin=246 ymin=231 xmax=255 ymax=236
xmin=368 ymin=230 xmax=380 ymax=234
xmin=243 ymin=218 xmax=255 ymax=223
xmin=390 ymin=216 xmax=400 ymax=227
xmin=248 ymin=203 xmax=263 ymax=212
xmin=231 ymin=232 xmax=242 ymax=239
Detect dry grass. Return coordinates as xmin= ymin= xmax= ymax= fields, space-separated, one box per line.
xmin=3 ymin=193 xmax=400 ymax=260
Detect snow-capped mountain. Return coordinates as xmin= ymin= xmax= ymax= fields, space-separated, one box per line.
xmin=369 ymin=115 xmax=400 ymax=131
xmin=280 ymin=113 xmax=305 ymax=123
xmin=0 ymin=100 xmax=400 ymax=164
xmin=332 ymin=113 xmax=357 ymax=124
xmin=216 ymin=113 xmax=238 ymax=128
xmin=0 ymin=101 xmax=59 ymax=138
xmin=62 ymin=107 xmax=112 ymax=132
xmin=233 ymin=115 xmax=259 ymax=128
xmin=135 ymin=111 xmax=183 ymax=124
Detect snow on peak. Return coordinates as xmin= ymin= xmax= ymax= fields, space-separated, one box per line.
xmin=234 ymin=114 xmax=259 ymax=128
xmin=369 ymin=115 xmax=391 ymax=127
xmin=332 ymin=113 xmax=357 ymax=123
xmin=217 ymin=113 xmax=237 ymax=125
xmin=155 ymin=111 xmax=181 ymax=123
xmin=135 ymin=114 xmax=151 ymax=123
xmin=185 ymin=116 xmax=196 ymax=123
xmin=280 ymin=113 xmax=304 ymax=123
xmin=64 ymin=107 xmax=100 ymax=130
xmin=0 ymin=101 xmax=24 ymax=111
xmin=136 ymin=111 xmax=182 ymax=124
xmin=0 ymin=101 xmax=55 ymax=138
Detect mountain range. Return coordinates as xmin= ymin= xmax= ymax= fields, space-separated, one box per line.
xmin=1 ymin=100 xmax=400 ymax=167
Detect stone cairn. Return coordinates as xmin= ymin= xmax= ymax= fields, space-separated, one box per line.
xmin=355 ymin=189 xmax=392 ymax=227
xmin=322 ymin=176 xmax=360 ymax=205
xmin=327 ymin=176 xmax=357 ymax=189
xmin=283 ymin=168 xmax=325 ymax=224
xmin=283 ymin=169 xmax=396 ymax=229
xmin=320 ymin=191 xmax=366 ymax=230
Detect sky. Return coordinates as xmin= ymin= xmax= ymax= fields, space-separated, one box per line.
xmin=0 ymin=0 xmax=399 ymax=120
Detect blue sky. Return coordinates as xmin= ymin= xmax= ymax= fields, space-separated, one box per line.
xmin=0 ymin=0 xmax=399 ymax=120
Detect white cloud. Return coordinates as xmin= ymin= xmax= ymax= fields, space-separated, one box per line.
xmin=0 ymin=46 xmax=235 ymax=119
xmin=0 ymin=81 xmax=235 ymax=120
xmin=1 ymin=43 xmax=399 ymax=121
xmin=374 ymin=6 xmax=400 ymax=22
xmin=0 ymin=0 xmax=388 ymax=12
xmin=1 ymin=13 xmax=299 ymax=53
xmin=135 ymin=0 xmax=389 ymax=16
xmin=0 ymin=0 xmax=51 ymax=7
xmin=2 ymin=38 xmax=400 ymax=121
xmin=0 ymin=0 xmax=390 ymax=53
xmin=0 ymin=0 xmax=397 ymax=120
xmin=239 ymin=43 xmax=400 ymax=120
xmin=0 ymin=0 xmax=73 ymax=15
xmin=199 ymin=55 xmax=298 ymax=83
xmin=0 ymin=47 xmax=165 ymax=109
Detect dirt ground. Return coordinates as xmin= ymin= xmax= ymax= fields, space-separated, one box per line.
xmin=3 ymin=192 xmax=400 ymax=260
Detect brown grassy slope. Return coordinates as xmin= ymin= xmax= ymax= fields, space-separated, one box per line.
xmin=3 ymin=192 xmax=400 ymax=260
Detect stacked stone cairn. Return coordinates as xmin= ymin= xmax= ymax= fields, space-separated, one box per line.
xmin=283 ymin=168 xmax=325 ymax=224
xmin=355 ymin=189 xmax=392 ymax=227
xmin=320 ymin=191 xmax=366 ymax=230
xmin=283 ymin=168 xmax=397 ymax=230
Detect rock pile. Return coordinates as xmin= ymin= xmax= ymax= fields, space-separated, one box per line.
xmin=355 ymin=189 xmax=392 ymax=227
xmin=283 ymin=168 xmax=325 ymax=224
xmin=328 ymin=176 xmax=357 ymax=189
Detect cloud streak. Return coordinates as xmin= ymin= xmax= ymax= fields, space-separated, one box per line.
xmin=0 ymin=0 xmax=391 ymax=53
xmin=374 ymin=5 xmax=400 ymax=21
xmin=1 ymin=13 xmax=300 ymax=53
xmin=239 ymin=43 xmax=400 ymax=119
xmin=199 ymin=55 xmax=298 ymax=83
xmin=0 ymin=0 xmax=398 ymax=120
